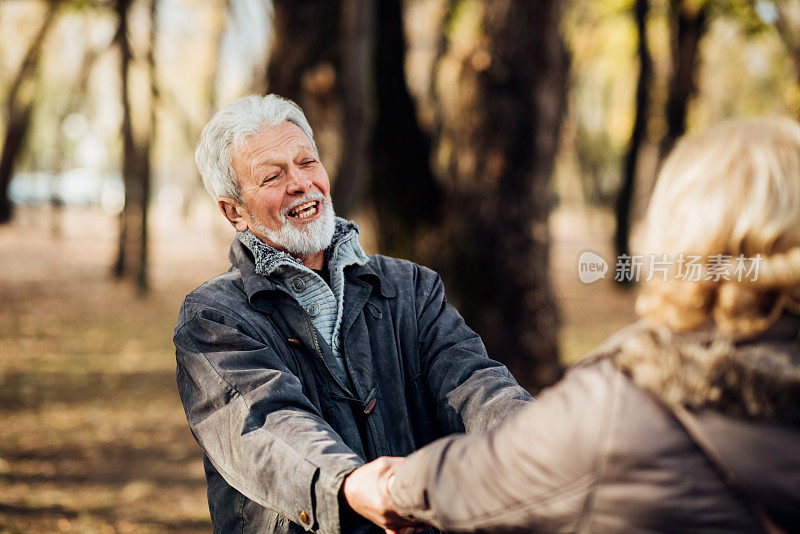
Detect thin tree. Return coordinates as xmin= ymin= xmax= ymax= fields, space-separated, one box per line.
xmin=368 ymin=0 xmax=440 ymax=257
xmin=615 ymin=0 xmax=653 ymax=265
xmin=0 ymin=1 xmax=62 ymax=224
xmin=112 ymin=0 xmax=157 ymax=293
xmin=332 ymin=0 xmax=375 ymax=219
xmin=113 ymin=0 xmax=132 ymax=278
xmin=774 ymin=3 xmax=800 ymax=122
xmin=660 ymin=0 xmax=711 ymax=159
xmin=139 ymin=0 xmax=159 ymax=292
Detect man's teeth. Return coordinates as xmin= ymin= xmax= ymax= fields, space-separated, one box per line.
xmin=289 ymin=201 xmax=319 ymax=219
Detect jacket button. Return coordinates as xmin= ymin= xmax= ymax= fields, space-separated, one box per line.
xmin=363 ymin=397 xmax=377 ymax=415
xmin=299 ymin=510 xmax=310 ymax=525
xmin=291 ymin=277 xmax=306 ymax=292
xmin=306 ymin=303 xmax=320 ymax=317
xmin=287 ymin=337 xmax=303 ymax=348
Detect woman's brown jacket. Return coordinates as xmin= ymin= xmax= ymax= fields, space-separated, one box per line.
xmin=391 ymin=316 xmax=800 ymax=533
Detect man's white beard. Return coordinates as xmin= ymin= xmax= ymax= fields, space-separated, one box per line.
xmin=249 ymin=195 xmax=336 ymax=259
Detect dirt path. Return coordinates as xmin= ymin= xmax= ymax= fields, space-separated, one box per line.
xmin=0 ymin=206 xmax=230 ymax=533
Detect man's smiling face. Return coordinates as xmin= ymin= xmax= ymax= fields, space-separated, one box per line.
xmin=222 ymin=121 xmax=335 ymax=268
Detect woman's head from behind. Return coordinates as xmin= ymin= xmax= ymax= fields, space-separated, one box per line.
xmin=636 ymin=117 xmax=800 ymax=337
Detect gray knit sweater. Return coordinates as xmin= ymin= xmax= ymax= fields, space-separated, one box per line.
xmin=237 ymin=218 xmax=369 ymax=385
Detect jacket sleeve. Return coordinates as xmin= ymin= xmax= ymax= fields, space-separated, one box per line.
xmin=415 ymin=268 xmax=532 ymax=434
xmin=174 ymin=300 xmax=364 ymax=533
xmin=390 ymin=360 xmax=618 ymax=532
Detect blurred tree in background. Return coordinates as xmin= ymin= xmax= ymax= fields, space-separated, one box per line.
xmin=660 ymin=0 xmax=711 ymax=158
xmin=266 ymin=0 xmax=567 ymax=389
xmin=3 ymin=0 xmax=800 ymax=389
xmin=561 ymin=0 xmax=798 ymax=264
xmin=421 ymin=0 xmax=567 ymax=388
xmin=0 ymin=1 xmax=62 ymax=224
xmin=112 ymin=0 xmax=157 ymax=292
xmin=616 ymin=0 xmax=652 ymax=263
xmin=267 ymin=0 xmax=439 ymax=258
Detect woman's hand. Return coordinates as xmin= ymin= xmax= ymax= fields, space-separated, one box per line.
xmin=342 ymin=457 xmax=426 ymax=532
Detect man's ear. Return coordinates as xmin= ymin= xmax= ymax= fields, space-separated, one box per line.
xmin=218 ymin=197 xmax=249 ymax=232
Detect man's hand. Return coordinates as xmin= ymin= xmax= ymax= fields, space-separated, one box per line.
xmin=342 ymin=457 xmax=424 ymax=532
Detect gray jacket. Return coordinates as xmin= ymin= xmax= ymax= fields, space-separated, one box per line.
xmin=173 ymin=236 xmax=532 ymax=533
xmin=391 ymin=317 xmax=800 ymax=533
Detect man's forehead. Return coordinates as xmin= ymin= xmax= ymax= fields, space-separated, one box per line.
xmin=240 ymin=122 xmax=315 ymax=165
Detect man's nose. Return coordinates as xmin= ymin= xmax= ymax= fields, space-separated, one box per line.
xmin=286 ymin=166 xmax=313 ymax=194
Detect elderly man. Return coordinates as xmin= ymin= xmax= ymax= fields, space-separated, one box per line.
xmin=174 ymin=93 xmax=532 ymax=534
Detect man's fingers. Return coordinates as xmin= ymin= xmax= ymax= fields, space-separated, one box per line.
xmin=344 ymin=457 xmax=416 ymax=530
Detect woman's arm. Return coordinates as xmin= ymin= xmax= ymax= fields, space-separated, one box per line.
xmin=389 ymin=359 xmax=620 ymax=533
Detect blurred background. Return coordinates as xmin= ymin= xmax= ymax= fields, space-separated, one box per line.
xmin=1 ymin=0 xmax=798 ymax=531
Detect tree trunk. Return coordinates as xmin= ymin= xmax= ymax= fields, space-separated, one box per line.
xmin=276 ymin=0 xmax=439 ymax=256
xmin=774 ymin=5 xmax=800 ymax=122
xmin=0 ymin=1 xmax=61 ymax=224
xmin=113 ymin=0 xmax=134 ymax=278
xmin=368 ymin=0 xmax=440 ymax=257
xmin=660 ymin=0 xmax=709 ymax=158
xmin=113 ymin=0 xmax=155 ymax=294
xmin=0 ymin=107 xmax=33 ymax=223
xmin=138 ymin=0 xmax=159 ymax=293
xmin=615 ymin=0 xmax=652 ymax=265
xmin=266 ymin=0 xmax=343 ymax=173
xmin=427 ymin=0 xmax=568 ymax=390
xmin=263 ymin=0 xmax=566 ymax=389
xmin=332 ymin=0 xmax=375 ymax=218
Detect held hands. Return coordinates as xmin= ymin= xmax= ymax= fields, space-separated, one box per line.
xmin=342 ymin=457 xmax=426 ymax=534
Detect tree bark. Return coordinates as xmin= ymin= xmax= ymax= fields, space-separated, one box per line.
xmin=0 ymin=107 xmax=33 ymax=223
xmin=774 ymin=5 xmax=800 ymax=122
xmin=138 ymin=0 xmax=159 ymax=293
xmin=266 ymin=0 xmax=343 ymax=174
xmin=427 ymin=0 xmax=568 ymax=390
xmin=263 ymin=0 xmax=566 ymax=389
xmin=0 ymin=1 xmax=61 ymax=224
xmin=113 ymin=0 xmax=134 ymax=278
xmin=332 ymin=0 xmax=375 ymax=218
xmin=615 ymin=0 xmax=653 ymax=265
xmin=660 ymin=0 xmax=709 ymax=158
xmin=112 ymin=0 xmax=156 ymax=294
xmin=368 ymin=0 xmax=440 ymax=257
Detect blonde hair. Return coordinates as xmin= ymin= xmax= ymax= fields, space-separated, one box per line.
xmin=635 ymin=117 xmax=800 ymax=337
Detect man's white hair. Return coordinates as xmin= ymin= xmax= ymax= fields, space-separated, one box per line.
xmin=195 ymin=94 xmax=317 ymax=204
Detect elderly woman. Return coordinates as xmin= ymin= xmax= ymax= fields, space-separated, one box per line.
xmin=351 ymin=118 xmax=800 ymax=533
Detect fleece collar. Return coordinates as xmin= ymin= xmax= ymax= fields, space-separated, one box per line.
xmin=607 ymin=314 xmax=800 ymax=423
xmin=236 ymin=217 xmax=366 ymax=278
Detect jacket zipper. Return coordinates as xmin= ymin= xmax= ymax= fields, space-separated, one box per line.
xmin=300 ymin=306 xmax=354 ymax=396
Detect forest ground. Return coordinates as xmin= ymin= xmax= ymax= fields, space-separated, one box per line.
xmin=0 ymin=203 xmax=634 ymax=533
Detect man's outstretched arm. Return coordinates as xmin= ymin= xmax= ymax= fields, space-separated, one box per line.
xmin=175 ymin=301 xmax=362 ymax=533
xmin=414 ymin=267 xmax=533 ymax=433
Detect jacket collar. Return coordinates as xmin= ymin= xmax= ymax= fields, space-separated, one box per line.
xmin=346 ymin=262 xmax=396 ymax=299
xmin=610 ymin=313 xmax=800 ymax=422
xmin=227 ymin=220 xmax=396 ymax=304
xmin=228 ymin=237 xmax=277 ymax=301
